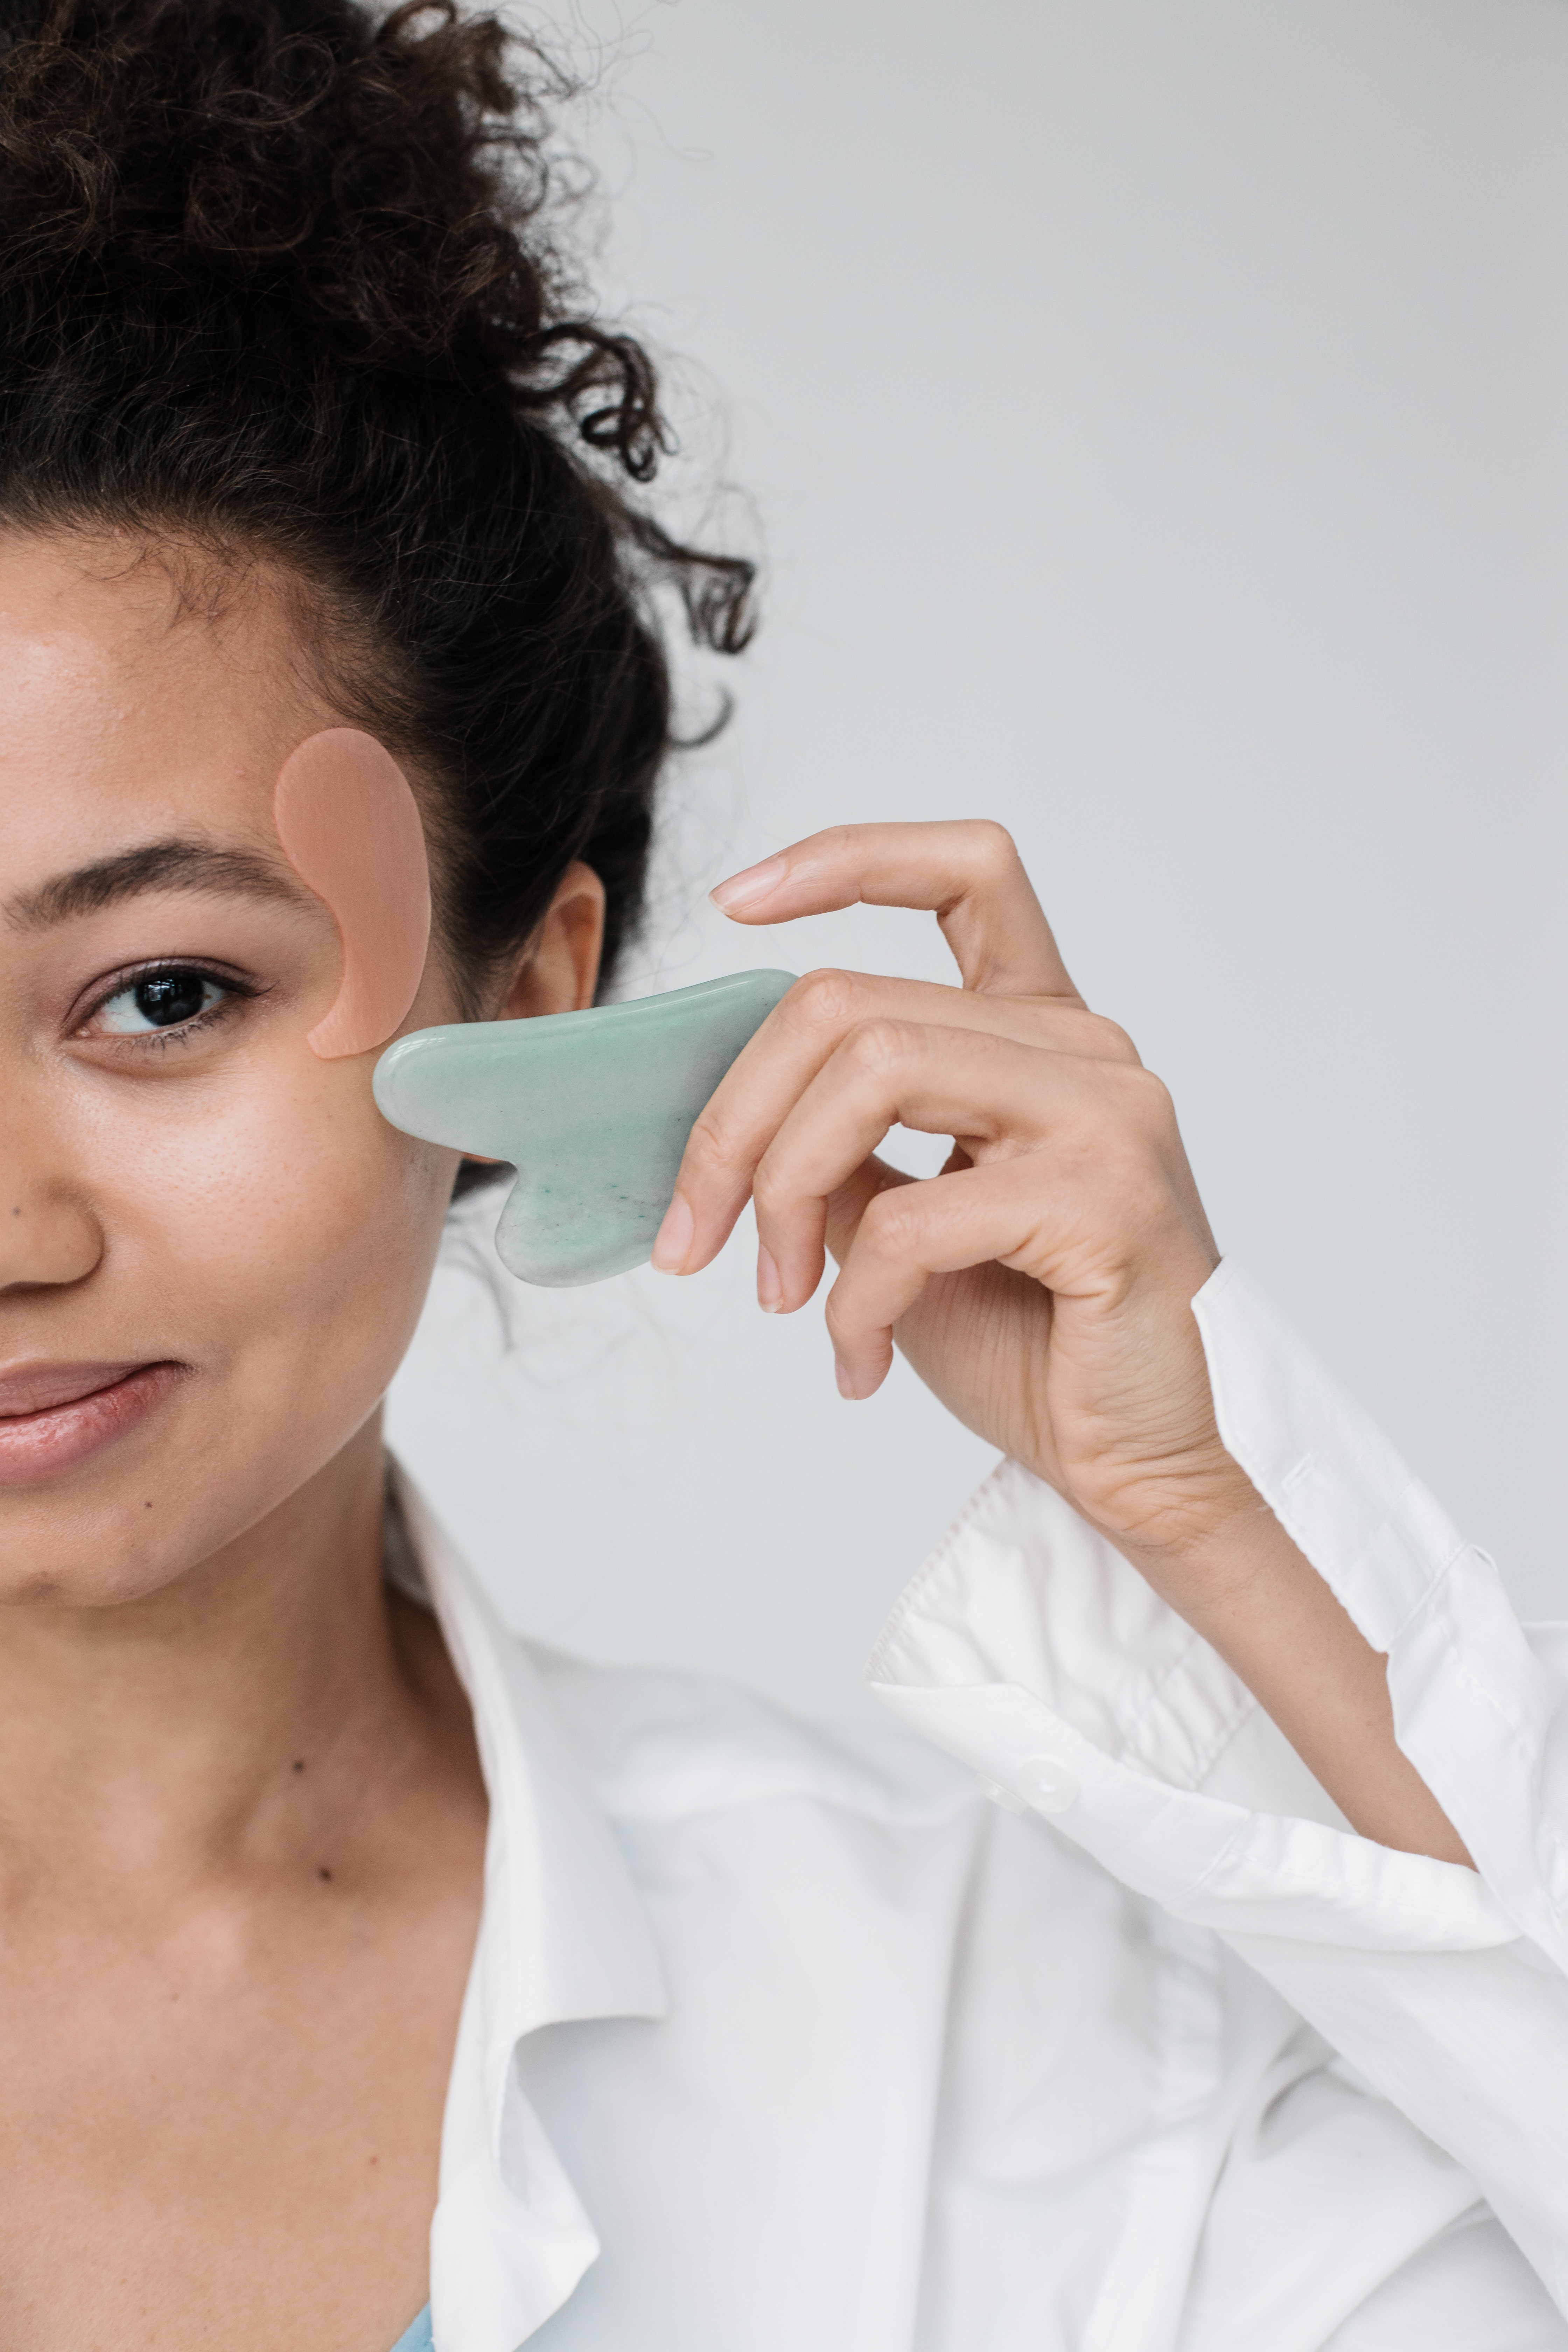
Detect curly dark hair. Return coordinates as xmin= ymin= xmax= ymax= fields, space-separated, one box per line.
xmin=0 ymin=0 xmax=753 ymax=1043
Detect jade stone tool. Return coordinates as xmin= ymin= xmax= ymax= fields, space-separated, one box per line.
xmin=373 ymin=969 xmax=796 ymax=1286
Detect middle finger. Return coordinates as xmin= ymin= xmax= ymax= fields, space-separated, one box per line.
xmin=750 ymin=1021 xmax=1090 ymax=1311
xmin=656 ymin=968 xmax=1133 ymax=1274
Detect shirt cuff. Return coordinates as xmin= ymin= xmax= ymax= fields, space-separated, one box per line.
xmin=866 ymin=1260 xmax=1543 ymax=1960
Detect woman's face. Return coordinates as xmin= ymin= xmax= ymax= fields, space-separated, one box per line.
xmin=0 ymin=531 xmax=470 ymax=1603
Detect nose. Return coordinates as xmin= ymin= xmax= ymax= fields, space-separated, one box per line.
xmin=0 ymin=1186 xmax=102 ymax=1289
xmin=0 ymin=1101 xmax=103 ymax=1291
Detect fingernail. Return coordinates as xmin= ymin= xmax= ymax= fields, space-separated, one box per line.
xmin=834 ymin=1356 xmax=860 ymax=1400
xmin=711 ymin=853 xmax=787 ymax=914
xmin=651 ymin=1191 xmax=695 ymax=1274
xmin=756 ymin=1245 xmax=783 ymax=1312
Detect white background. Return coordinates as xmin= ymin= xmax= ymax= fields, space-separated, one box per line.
xmin=388 ymin=0 xmax=1568 ymax=1721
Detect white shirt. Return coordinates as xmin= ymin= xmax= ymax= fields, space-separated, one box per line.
xmin=399 ymin=1261 xmax=1568 ymax=2351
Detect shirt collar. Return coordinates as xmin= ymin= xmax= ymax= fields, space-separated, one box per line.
xmin=390 ymin=1465 xmax=666 ymax=2350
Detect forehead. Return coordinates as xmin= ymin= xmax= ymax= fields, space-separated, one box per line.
xmin=0 ymin=530 xmax=328 ymax=863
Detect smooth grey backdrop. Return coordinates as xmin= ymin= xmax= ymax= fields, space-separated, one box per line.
xmin=387 ymin=0 xmax=1568 ymax=1718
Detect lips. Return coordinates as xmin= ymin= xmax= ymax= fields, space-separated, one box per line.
xmin=0 ymin=1359 xmax=186 ymax=1485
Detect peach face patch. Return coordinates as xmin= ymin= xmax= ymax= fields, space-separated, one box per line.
xmin=272 ymin=729 xmax=432 ymax=1059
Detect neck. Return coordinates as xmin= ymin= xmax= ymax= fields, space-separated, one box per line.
xmin=0 ymin=1418 xmax=434 ymax=1893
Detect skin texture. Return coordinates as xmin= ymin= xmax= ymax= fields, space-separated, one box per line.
xmin=654 ymin=824 xmax=1470 ymax=1871
xmin=273 ymin=727 xmax=433 ymax=1059
xmin=0 ymin=528 xmax=602 ymax=2352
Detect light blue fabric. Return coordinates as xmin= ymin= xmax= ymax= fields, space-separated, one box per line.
xmin=388 ymin=2307 xmax=432 ymax=2352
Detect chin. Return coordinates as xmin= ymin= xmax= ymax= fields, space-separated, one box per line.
xmin=0 ymin=1536 xmax=187 ymax=1611
xmin=0 ymin=1419 xmax=280 ymax=1614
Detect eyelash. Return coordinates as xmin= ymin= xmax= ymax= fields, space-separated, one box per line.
xmin=77 ymin=962 xmax=260 ymax=1051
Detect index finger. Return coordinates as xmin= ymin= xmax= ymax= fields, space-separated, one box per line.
xmin=710 ymin=819 xmax=1079 ymax=1000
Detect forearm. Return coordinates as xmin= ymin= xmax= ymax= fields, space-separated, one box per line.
xmin=1126 ymin=1495 xmax=1473 ymax=1868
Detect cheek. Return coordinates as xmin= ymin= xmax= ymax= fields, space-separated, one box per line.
xmin=79 ymin=1056 xmax=453 ymax=1389
xmin=0 ymin=1053 xmax=461 ymax=1605
xmin=0 ymin=1055 xmax=459 ymax=1604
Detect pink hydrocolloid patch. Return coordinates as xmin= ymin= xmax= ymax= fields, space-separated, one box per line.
xmin=273 ymin=729 xmax=432 ymax=1059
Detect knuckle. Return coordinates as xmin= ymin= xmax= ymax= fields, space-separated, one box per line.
xmin=1029 ymin=1006 xmax=1141 ymax=1066
xmin=749 ymin=1154 xmax=795 ymax=1218
xmin=840 ymin=1016 xmax=915 ymax=1078
xmin=957 ymin=817 xmax=1020 ymax=881
xmin=959 ymin=823 xmax=1020 ymax=870
xmin=1122 ymin=1063 xmax=1177 ymax=1134
xmin=786 ymin=965 xmax=870 ymax=1033
xmin=681 ymin=1107 xmax=750 ymax=1185
xmin=1085 ymin=1014 xmax=1142 ymax=1067
xmin=1074 ymin=1076 xmax=1175 ymax=1210
xmin=859 ymin=1184 xmax=925 ymax=1257
xmin=822 ymin=1288 xmax=857 ymax=1348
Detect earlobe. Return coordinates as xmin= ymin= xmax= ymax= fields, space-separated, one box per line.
xmin=498 ymin=862 xmax=606 ymax=1021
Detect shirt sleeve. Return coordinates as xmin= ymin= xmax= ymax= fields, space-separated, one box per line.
xmin=866 ymin=1260 xmax=1568 ymax=2316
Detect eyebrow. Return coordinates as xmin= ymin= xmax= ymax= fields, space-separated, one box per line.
xmin=6 ymin=839 xmax=314 ymax=931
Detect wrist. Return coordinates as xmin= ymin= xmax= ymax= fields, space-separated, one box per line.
xmin=1098 ymin=1463 xmax=1284 ymax=1619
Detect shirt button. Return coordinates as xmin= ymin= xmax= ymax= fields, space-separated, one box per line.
xmin=977 ymin=1776 xmax=1028 ymax=1814
xmin=1016 ymin=1755 xmax=1080 ymax=1815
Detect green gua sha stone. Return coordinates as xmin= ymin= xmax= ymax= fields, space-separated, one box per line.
xmin=373 ymin=969 xmax=796 ymax=1287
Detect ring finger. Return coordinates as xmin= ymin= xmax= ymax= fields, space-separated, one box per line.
xmin=751 ymin=1021 xmax=1088 ymax=1311
xmin=824 ymin=1153 xmax=1063 ymax=1398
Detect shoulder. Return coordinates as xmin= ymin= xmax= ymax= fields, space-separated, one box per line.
xmin=524 ymin=1638 xmax=979 ymax=1834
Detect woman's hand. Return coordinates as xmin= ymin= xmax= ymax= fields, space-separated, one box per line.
xmin=652 ymin=818 xmax=1469 ymax=1865
xmin=651 ymin=819 xmax=1244 ymax=1578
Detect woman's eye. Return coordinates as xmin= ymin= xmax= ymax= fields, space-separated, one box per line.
xmin=95 ymin=972 xmax=228 ymax=1036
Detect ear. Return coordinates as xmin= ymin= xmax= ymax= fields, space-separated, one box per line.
xmin=496 ymin=861 xmax=606 ymax=1020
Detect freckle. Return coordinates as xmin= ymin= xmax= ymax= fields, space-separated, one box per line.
xmin=318 ymin=1866 xmax=332 ymax=1882
xmin=292 ymin=1759 xmax=305 ymax=1774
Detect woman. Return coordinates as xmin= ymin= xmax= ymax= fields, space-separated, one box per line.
xmin=0 ymin=4 xmax=1560 ymax=2348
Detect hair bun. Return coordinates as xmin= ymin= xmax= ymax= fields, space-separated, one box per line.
xmin=0 ymin=0 xmax=755 ymax=1022
xmin=0 ymin=0 xmax=667 ymax=472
